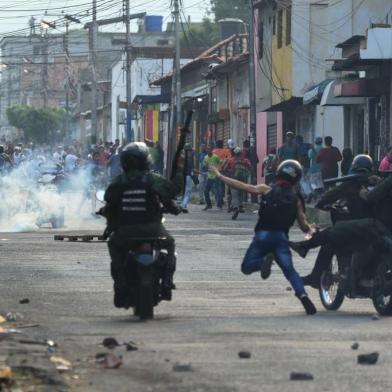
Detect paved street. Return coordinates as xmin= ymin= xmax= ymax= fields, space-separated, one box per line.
xmin=1 ymin=205 xmax=392 ymax=391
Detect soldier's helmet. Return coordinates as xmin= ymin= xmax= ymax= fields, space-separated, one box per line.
xmin=276 ymin=160 xmax=303 ymax=184
xmin=120 ymin=142 xmax=151 ymax=172
xmin=350 ymin=154 xmax=373 ymax=175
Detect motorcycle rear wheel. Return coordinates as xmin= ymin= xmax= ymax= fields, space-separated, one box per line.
xmin=372 ymin=262 xmax=392 ymax=316
xmin=136 ymin=267 xmax=154 ymax=320
xmin=319 ymin=255 xmax=345 ymax=311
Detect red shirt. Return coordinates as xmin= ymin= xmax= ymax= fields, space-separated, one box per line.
xmin=316 ymin=146 xmax=342 ymax=178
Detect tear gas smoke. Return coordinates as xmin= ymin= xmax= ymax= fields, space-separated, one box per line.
xmin=0 ymin=161 xmax=105 ymax=233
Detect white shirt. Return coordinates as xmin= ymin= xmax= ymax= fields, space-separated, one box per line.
xmin=64 ymin=154 xmax=78 ymax=172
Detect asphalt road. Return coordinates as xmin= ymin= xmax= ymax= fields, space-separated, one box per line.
xmin=1 ymin=205 xmax=392 ymax=391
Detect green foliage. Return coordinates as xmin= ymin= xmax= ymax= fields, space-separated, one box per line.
xmin=6 ymin=105 xmax=66 ymax=144
xmin=210 ymin=0 xmax=249 ymax=23
xmin=180 ymin=17 xmax=220 ymax=49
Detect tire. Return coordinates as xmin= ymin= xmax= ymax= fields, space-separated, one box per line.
xmin=372 ymin=262 xmax=392 ymax=316
xmin=319 ymin=254 xmax=345 ymax=311
xmin=137 ymin=266 xmax=154 ymax=320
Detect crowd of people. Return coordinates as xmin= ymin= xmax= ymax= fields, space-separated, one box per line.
xmin=179 ymin=139 xmax=251 ymax=219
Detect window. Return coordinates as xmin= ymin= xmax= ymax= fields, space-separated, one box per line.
xmin=277 ymin=9 xmax=283 ymax=48
xmin=286 ymin=6 xmax=292 ymax=45
xmin=258 ymin=19 xmax=264 ymax=58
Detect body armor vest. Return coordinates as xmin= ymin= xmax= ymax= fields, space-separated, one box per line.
xmin=118 ymin=174 xmax=161 ymax=225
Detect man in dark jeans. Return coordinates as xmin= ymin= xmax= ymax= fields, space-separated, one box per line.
xmin=317 ymin=136 xmax=342 ymax=181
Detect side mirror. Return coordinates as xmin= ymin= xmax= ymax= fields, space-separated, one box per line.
xmin=95 ymin=190 xmax=105 ymax=202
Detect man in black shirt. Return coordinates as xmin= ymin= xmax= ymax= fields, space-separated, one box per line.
xmin=210 ymin=160 xmax=317 ymax=315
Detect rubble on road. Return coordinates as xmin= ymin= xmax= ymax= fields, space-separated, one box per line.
xmin=125 ymin=341 xmax=138 ymax=351
xmin=358 ymin=352 xmax=379 ymax=365
xmin=290 ymin=372 xmax=314 ymax=381
xmin=238 ymin=351 xmax=251 ymax=359
xmin=351 ymin=342 xmax=359 ymax=350
xmin=95 ymin=353 xmax=123 ymax=369
xmin=372 ymin=314 xmax=381 ymax=321
xmin=19 ymin=298 xmax=30 ymax=304
xmin=172 ymin=363 xmax=193 ymax=372
xmin=6 ymin=312 xmax=24 ymax=322
xmin=102 ymin=337 xmax=119 ymax=349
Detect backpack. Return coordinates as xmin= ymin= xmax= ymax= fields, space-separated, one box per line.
xmin=233 ymin=158 xmax=248 ymax=181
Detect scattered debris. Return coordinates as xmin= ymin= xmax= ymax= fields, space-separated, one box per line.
xmin=351 ymin=342 xmax=359 ymax=350
xmin=238 ymin=351 xmax=251 ymax=359
xmin=102 ymin=337 xmax=119 ymax=349
xmin=50 ymin=356 xmax=72 ymax=372
xmin=95 ymin=353 xmax=123 ymax=369
xmin=0 ymin=366 xmax=13 ymax=379
xmin=0 ymin=315 xmax=6 ymax=324
xmin=125 ymin=341 xmax=138 ymax=351
xmin=372 ymin=314 xmax=381 ymax=321
xmin=286 ymin=287 xmax=292 ymax=291
xmin=290 ymin=372 xmax=314 ymax=381
xmin=16 ymin=324 xmax=40 ymax=329
xmin=54 ymin=234 xmax=106 ymax=242
xmin=0 ymin=366 xmax=13 ymax=387
xmin=19 ymin=298 xmax=30 ymax=304
xmin=358 ymin=352 xmax=379 ymax=365
xmin=172 ymin=364 xmax=193 ymax=372
xmin=6 ymin=312 xmax=24 ymax=322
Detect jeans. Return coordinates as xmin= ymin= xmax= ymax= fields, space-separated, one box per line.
xmin=198 ymin=173 xmax=207 ymax=202
xmin=241 ymin=230 xmax=306 ymax=297
xmin=204 ymin=177 xmax=222 ymax=208
xmin=231 ymin=187 xmax=243 ymax=209
xmin=218 ymin=179 xmax=225 ymax=206
xmin=181 ymin=175 xmax=193 ymax=208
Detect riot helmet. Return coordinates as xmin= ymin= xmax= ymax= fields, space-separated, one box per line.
xmin=120 ymin=142 xmax=150 ymax=172
xmin=350 ymin=154 xmax=373 ymax=175
xmin=276 ymin=160 xmax=303 ymax=184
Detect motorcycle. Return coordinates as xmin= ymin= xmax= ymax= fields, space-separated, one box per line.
xmin=96 ymin=190 xmax=178 ymax=320
xmin=315 ymin=202 xmax=392 ymax=315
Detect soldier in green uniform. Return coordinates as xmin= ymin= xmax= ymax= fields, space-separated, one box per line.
xmin=103 ymin=142 xmax=183 ymax=308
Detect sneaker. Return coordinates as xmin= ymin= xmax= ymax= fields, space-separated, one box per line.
xmin=289 ymin=241 xmax=309 ymax=258
xmin=300 ymin=295 xmax=317 ymax=315
xmin=203 ymin=205 xmax=212 ymax=211
xmin=232 ymin=208 xmax=240 ymax=220
xmin=261 ymin=253 xmax=274 ymax=280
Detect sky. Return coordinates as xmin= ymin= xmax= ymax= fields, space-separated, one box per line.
xmin=0 ymin=0 xmax=210 ymax=37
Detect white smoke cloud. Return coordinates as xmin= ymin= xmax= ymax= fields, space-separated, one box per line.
xmin=0 ymin=162 xmax=105 ymax=233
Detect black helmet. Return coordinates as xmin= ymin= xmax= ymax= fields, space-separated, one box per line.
xmin=120 ymin=142 xmax=150 ymax=172
xmin=350 ymin=154 xmax=373 ymax=175
xmin=276 ymin=160 xmax=303 ymax=184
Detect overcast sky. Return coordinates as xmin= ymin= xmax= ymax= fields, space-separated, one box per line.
xmin=0 ymin=0 xmax=209 ymax=36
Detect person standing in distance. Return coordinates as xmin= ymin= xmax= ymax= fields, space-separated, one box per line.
xmin=209 ymin=160 xmax=317 ymax=315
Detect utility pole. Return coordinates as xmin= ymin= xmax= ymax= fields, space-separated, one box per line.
xmin=64 ymin=21 xmax=70 ymax=136
xmin=90 ymin=0 xmax=98 ymax=143
xmin=63 ymin=15 xmax=81 ymax=137
xmin=248 ymin=0 xmax=257 ymax=194
xmin=167 ymin=0 xmax=181 ymax=178
xmin=42 ymin=31 xmax=49 ymax=107
xmin=125 ymin=0 xmax=132 ymax=142
xmin=174 ymin=0 xmax=181 ymax=131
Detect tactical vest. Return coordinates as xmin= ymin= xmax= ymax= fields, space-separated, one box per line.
xmin=255 ymin=185 xmax=298 ymax=233
xmin=117 ymin=174 xmax=162 ymax=225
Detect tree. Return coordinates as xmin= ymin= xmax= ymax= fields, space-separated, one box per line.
xmin=7 ymin=105 xmax=66 ymax=144
xmin=210 ymin=0 xmax=249 ymax=24
xmin=180 ymin=17 xmax=220 ymax=49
